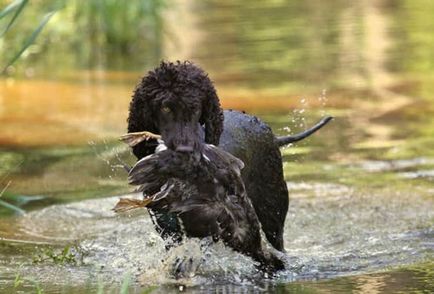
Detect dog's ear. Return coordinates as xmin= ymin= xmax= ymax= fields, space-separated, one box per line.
xmin=200 ymin=86 xmax=224 ymax=145
xmin=127 ymin=86 xmax=159 ymax=159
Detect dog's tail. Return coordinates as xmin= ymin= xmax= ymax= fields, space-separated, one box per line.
xmin=275 ymin=116 xmax=333 ymax=147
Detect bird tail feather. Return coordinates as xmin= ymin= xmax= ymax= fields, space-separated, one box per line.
xmin=112 ymin=197 xmax=152 ymax=213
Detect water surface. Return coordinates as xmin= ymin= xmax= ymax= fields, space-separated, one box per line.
xmin=0 ymin=0 xmax=433 ymax=292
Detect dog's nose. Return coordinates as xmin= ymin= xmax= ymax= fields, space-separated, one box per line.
xmin=175 ymin=145 xmax=194 ymax=153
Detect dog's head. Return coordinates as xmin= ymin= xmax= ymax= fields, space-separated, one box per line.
xmin=128 ymin=61 xmax=224 ymax=158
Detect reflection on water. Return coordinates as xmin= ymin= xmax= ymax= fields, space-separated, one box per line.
xmin=0 ymin=187 xmax=432 ymax=292
xmin=0 ymin=77 xmax=133 ymax=146
xmin=1 ymin=0 xmax=434 ymax=292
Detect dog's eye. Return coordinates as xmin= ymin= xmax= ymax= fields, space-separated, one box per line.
xmin=161 ymin=107 xmax=171 ymax=113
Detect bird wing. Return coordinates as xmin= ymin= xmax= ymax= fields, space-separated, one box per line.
xmin=203 ymin=145 xmax=244 ymax=172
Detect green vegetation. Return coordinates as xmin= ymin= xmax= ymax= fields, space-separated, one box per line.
xmin=389 ymin=0 xmax=434 ymax=73
xmin=0 ymin=0 xmax=55 ymax=73
xmin=13 ymin=268 xmax=23 ymax=288
xmin=12 ymin=264 xmax=44 ymax=293
xmin=32 ymin=243 xmax=88 ymax=265
xmin=0 ymin=181 xmax=26 ymax=215
xmin=120 ymin=273 xmax=131 ymax=294
xmin=0 ymin=0 xmax=168 ymax=74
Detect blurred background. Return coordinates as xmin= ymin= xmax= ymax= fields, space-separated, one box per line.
xmin=0 ymin=0 xmax=433 ymax=292
xmin=1 ymin=0 xmax=434 ymax=205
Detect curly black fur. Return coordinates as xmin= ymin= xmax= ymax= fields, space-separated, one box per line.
xmin=127 ymin=61 xmax=289 ymax=253
xmin=128 ymin=61 xmax=223 ymax=158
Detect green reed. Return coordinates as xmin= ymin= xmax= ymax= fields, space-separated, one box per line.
xmin=0 ymin=0 xmax=55 ymax=74
xmin=0 ymin=0 xmax=168 ymax=74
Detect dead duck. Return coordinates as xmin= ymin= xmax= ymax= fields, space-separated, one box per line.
xmin=116 ymin=131 xmax=285 ymax=273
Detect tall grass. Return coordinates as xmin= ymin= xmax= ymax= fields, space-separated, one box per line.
xmin=0 ymin=0 xmax=55 ymax=74
xmin=0 ymin=0 xmax=168 ymax=74
xmin=0 ymin=180 xmax=26 ymax=215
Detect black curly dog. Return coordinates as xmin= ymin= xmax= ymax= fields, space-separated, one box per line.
xmin=127 ymin=61 xmax=332 ymax=253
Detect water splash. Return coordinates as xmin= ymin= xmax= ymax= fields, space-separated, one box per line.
xmin=318 ymin=89 xmax=328 ymax=116
xmin=88 ymin=140 xmax=132 ymax=180
xmin=2 ymin=180 xmax=430 ymax=290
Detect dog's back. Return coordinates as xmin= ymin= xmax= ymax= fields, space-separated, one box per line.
xmin=219 ymin=110 xmax=289 ymax=252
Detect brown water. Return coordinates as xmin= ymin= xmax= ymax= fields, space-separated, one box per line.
xmin=0 ymin=0 xmax=433 ymax=292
